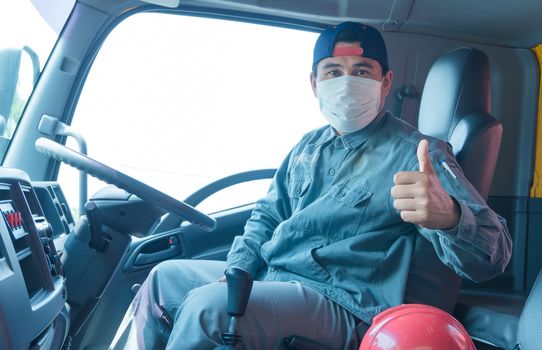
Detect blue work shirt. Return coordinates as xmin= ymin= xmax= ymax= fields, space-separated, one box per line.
xmin=226 ymin=112 xmax=512 ymax=324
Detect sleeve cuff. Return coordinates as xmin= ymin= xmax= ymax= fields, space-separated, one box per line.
xmin=226 ymin=251 xmax=262 ymax=278
xmin=438 ymin=199 xmax=476 ymax=242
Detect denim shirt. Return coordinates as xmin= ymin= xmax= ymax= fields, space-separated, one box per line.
xmin=226 ymin=112 xmax=512 ymax=324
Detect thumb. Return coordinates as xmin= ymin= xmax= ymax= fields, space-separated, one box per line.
xmin=417 ymin=139 xmax=435 ymax=173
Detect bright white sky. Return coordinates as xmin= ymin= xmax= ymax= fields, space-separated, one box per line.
xmin=2 ymin=1 xmax=323 ymax=215
xmin=0 ymin=1 xmax=58 ymax=67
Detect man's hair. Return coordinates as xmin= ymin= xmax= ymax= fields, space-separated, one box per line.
xmin=335 ymin=30 xmax=360 ymax=44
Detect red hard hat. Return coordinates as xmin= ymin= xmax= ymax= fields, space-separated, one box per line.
xmin=359 ymin=304 xmax=476 ymax=350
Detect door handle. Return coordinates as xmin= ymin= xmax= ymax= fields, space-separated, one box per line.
xmin=134 ymin=242 xmax=182 ymax=266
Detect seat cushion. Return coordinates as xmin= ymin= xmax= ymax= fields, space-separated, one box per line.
xmin=454 ymin=289 xmax=526 ymax=349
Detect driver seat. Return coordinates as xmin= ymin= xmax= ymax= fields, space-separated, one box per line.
xmin=418 ymin=47 xmax=525 ymax=349
xmin=417 ymin=46 xmax=502 ymax=201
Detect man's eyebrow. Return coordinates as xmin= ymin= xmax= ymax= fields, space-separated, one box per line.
xmin=321 ymin=62 xmax=342 ymax=70
xmin=353 ymin=62 xmax=375 ymax=69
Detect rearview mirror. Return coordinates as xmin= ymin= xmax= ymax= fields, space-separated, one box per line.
xmin=0 ymin=46 xmax=40 ymax=137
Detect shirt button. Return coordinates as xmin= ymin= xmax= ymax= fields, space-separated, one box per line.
xmin=270 ymin=266 xmax=277 ymax=272
xmin=339 ymin=191 xmax=346 ymax=197
xmin=328 ymin=168 xmax=336 ymax=176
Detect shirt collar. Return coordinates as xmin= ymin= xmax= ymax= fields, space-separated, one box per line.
xmin=319 ymin=126 xmax=336 ymax=146
xmin=329 ymin=111 xmax=388 ymax=150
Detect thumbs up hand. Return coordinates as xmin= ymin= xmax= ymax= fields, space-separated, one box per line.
xmin=391 ymin=139 xmax=460 ymax=230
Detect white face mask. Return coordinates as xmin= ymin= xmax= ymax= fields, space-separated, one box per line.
xmin=316 ymin=75 xmax=382 ymax=134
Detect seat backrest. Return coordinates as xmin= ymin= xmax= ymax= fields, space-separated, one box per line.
xmin=517 ymin=268 xmax=542 ymax=349
xmin=418 ymin=47 xmax=502 ymax=201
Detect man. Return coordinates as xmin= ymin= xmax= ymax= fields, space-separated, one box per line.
xmin=111 ymin=21 xmax=511 ymax=349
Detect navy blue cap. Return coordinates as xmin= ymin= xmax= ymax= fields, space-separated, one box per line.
xmin=312 ymin=22 xmax=389 ymax=73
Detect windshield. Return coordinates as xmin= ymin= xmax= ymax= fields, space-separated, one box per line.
xmin=0 ymin=0 xmax=73 ymax=160
xmin=58 ymin=14 xmax=321 ymax=215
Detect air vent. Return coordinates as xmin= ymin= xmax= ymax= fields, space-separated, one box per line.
xmin=22 ymin=187 xmax=40 ymax=216
xmin=32 ymin=183 xmax=74 ymax=238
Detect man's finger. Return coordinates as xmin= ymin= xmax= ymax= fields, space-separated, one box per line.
xmin=394 ymin=171 xmax=422 ymax=185
xmin=393 ymin=198 xmax=419 ymax=211
xmin=399 ymin=210 xmax=422 ymax=224
xmin=390 ymin=184 xmax=420 ymax=199
xmin=417 ymin=139 xmax=435 ymax=174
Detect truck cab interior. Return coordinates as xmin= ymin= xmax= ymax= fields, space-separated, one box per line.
xmin=0 ymin=0 xmax=541 ymax=349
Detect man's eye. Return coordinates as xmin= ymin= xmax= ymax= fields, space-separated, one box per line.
xmin=326 ymin=70 xmax=340 ymax=78
xmin=355 ymin=70 xmax=369 ymax=76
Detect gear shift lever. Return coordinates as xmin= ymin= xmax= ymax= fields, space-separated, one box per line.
xmin=214 ymin=267 xmax=253 ymax=349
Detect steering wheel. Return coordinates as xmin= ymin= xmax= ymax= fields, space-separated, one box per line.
xmin=35 ymin=137 xmax=217 ymax=232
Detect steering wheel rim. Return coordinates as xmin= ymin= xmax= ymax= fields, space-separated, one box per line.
xmin=35 ymin=137 xmax=217 ymax=232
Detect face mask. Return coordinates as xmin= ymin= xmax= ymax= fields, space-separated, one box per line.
xmin=316 ymin=75 xmax=382 ymax=134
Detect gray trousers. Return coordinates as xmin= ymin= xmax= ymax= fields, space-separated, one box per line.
xmin=110 ymin=260 xmax=362 ymax=350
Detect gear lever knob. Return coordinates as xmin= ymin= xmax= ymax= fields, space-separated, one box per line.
xmin=225 ymin=267 xmax=253 ymax=317
xmin=217 ymin=267 xmax=254 ymax=348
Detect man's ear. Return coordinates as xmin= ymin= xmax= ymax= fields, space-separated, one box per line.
xmin=310 ymin=72 xmax=318 ymax=97
xmin=382 ymin=70 xmax=393 ymax=97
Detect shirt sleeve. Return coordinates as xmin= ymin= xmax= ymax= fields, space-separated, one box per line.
xmin=225 ymin=148 xmax=295 ymax=278
xmin=415 ymin=145 xmax=513 ymax=283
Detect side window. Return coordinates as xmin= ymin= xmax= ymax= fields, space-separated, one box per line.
xmin=0 ymin=1 xmax=68 ymax=159
xmin=58 ymin=14 xmax=321 ymax=214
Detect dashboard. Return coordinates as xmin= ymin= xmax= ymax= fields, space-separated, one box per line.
xmin=0 ymin=164 xmax=261 ymax=349
xmin=0 ymin=168 xmax=72 ymax=350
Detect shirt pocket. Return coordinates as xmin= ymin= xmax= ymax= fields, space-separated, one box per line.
xmin=326 ymin=183 xmax=373 ymax=239
xmin=329 ymin=182 xmax=373 ymax=207
xmin=288 ymin=177 xmax=311 ymax=212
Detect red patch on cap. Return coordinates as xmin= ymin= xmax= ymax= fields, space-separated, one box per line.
xmin=332 ymin=46 xmax=364 ymax=57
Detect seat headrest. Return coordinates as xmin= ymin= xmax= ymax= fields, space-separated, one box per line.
xmin=418 ymin=47 xmax=491 ymax=141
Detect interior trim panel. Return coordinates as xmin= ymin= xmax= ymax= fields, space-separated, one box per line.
xmin=0 ymin=168 xmax=68 ymax=350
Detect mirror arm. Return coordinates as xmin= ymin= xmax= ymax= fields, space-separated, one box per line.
xmin=22 ymin=46 xmax=40 ymax=85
